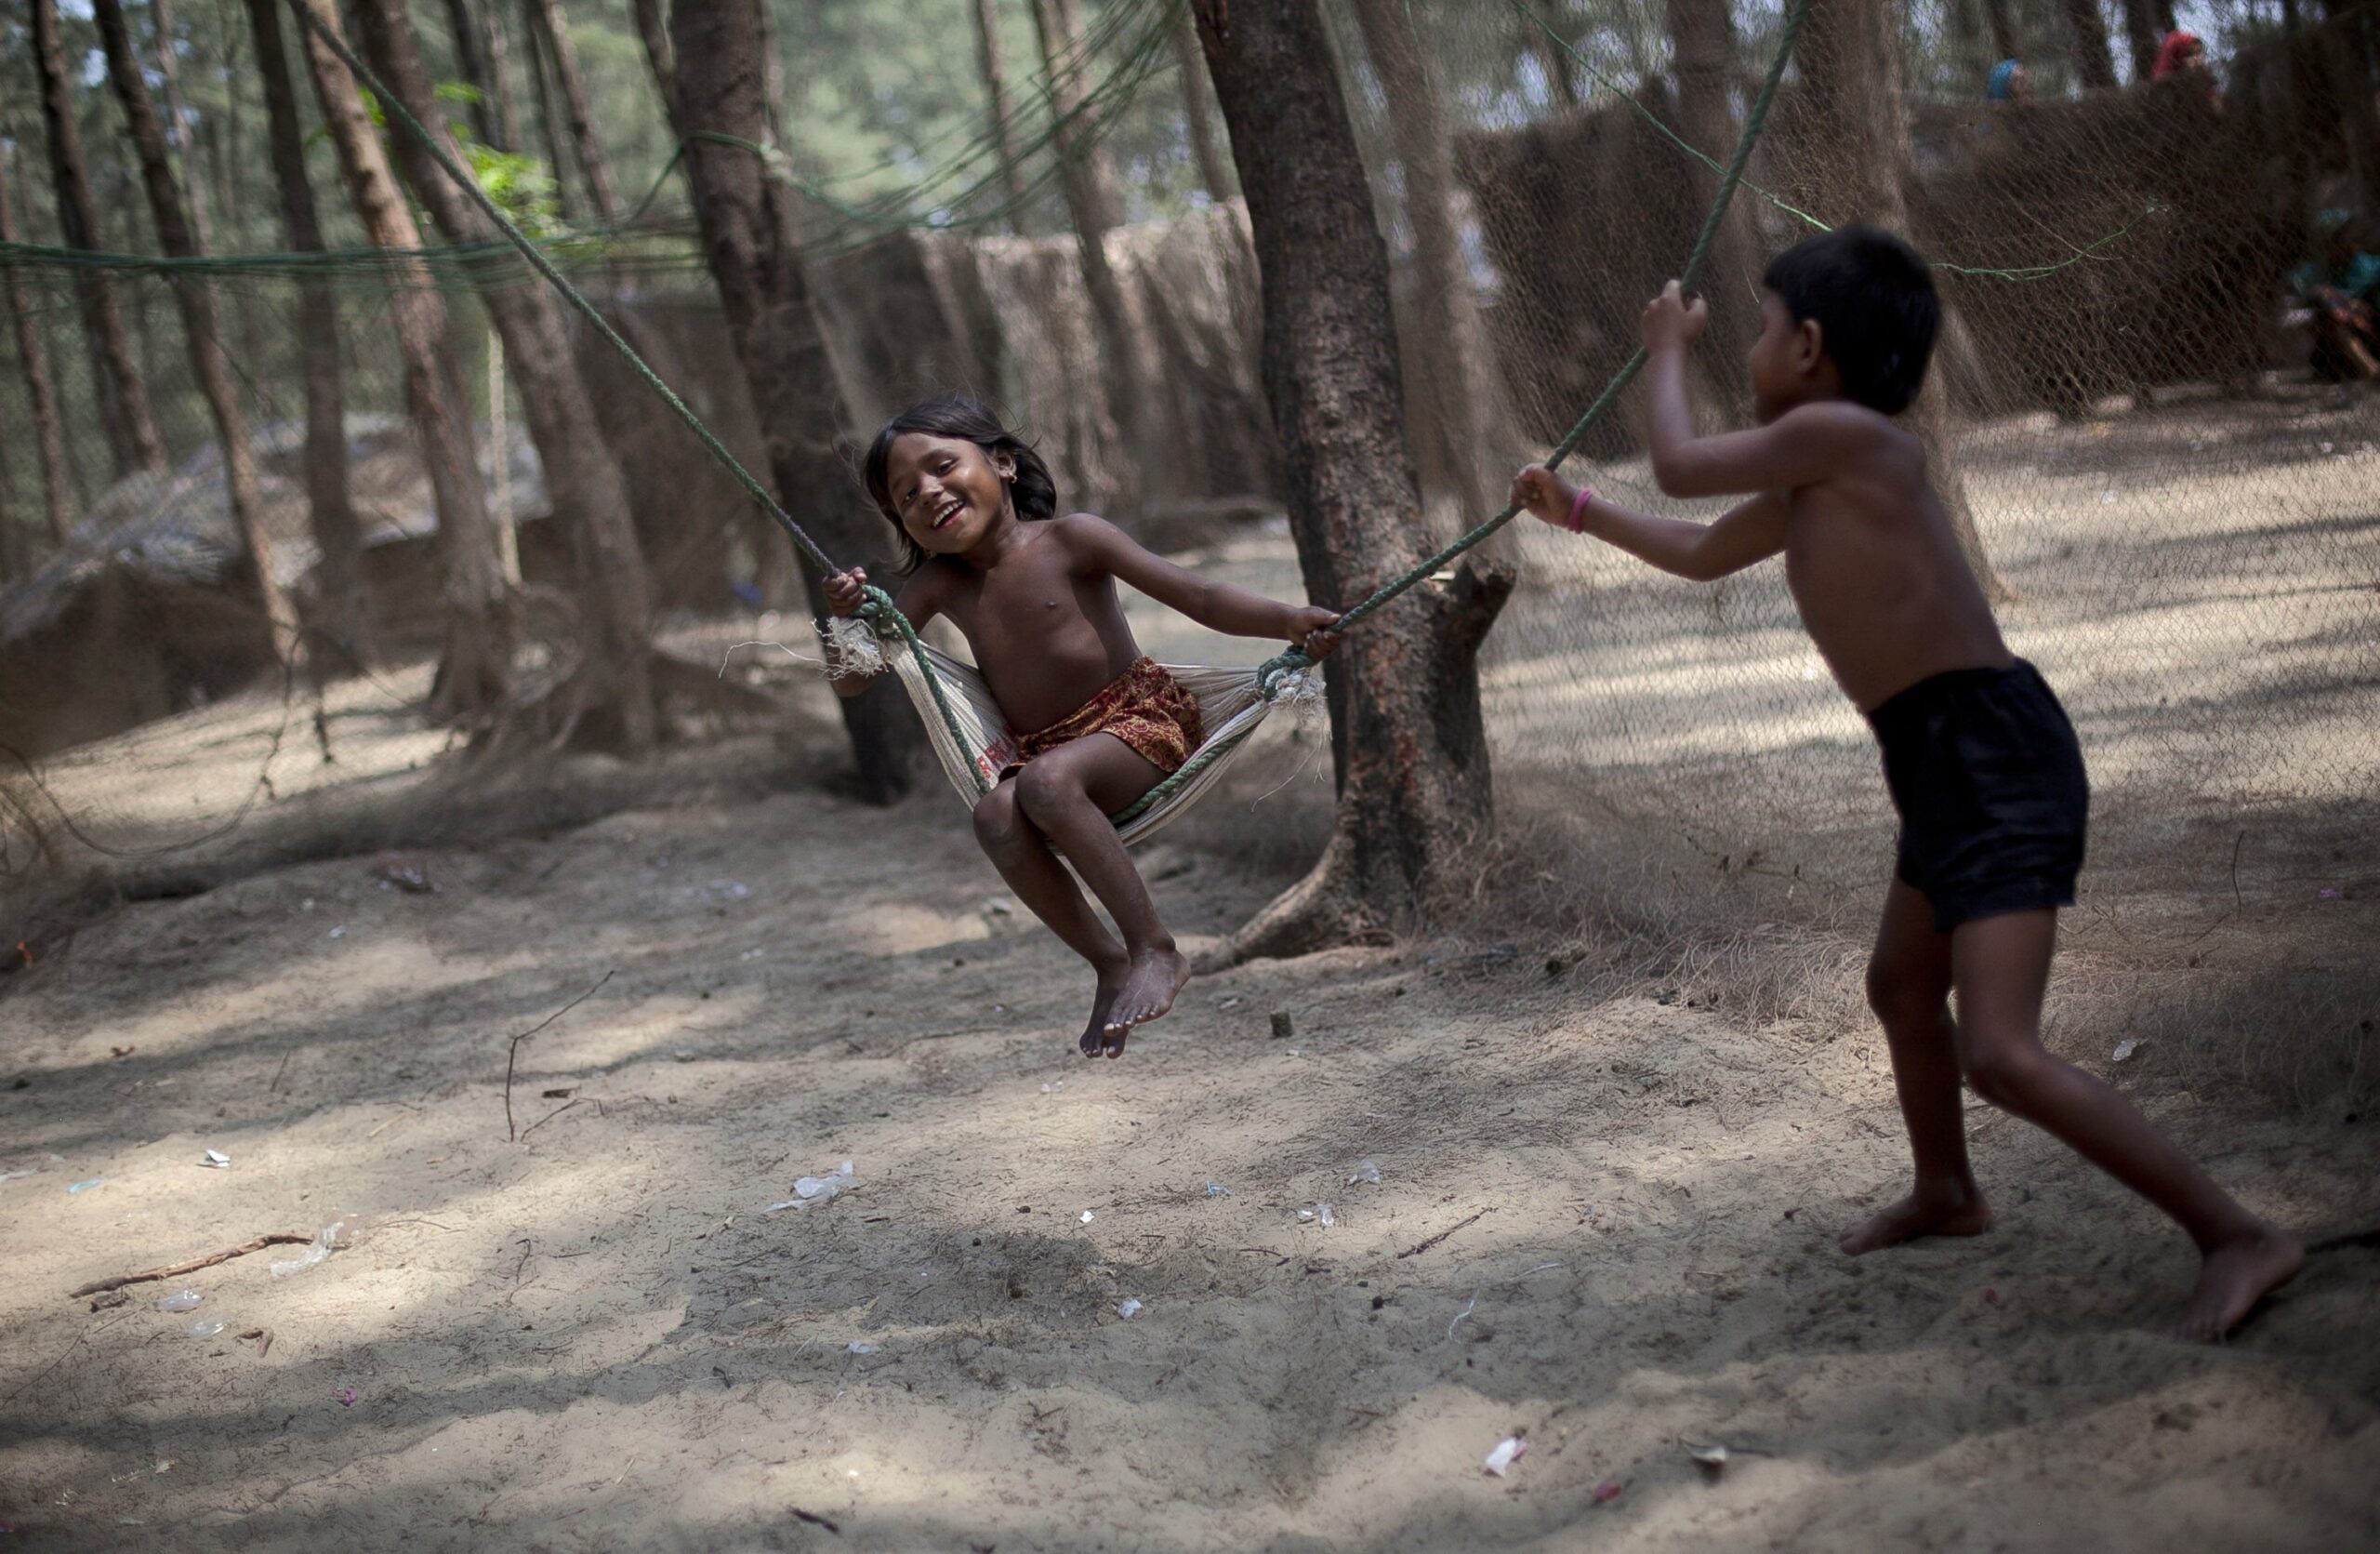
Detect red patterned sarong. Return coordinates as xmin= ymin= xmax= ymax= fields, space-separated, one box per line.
xmin=1002 ymin=657 xmax=1204 ymax=779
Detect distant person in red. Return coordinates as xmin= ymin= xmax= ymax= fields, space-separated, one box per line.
xmin=2152 ymin=30 xmax=2220 ymax=105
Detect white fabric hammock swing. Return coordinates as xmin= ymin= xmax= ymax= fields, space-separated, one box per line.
xmin=825 ymin=618 xmax=1322 ymax=848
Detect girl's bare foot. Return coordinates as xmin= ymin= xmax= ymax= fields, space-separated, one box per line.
xmin=1099 ymin=946 xmax=1192 ymax=1057
xmin=1079 ymin=966 xmax=1128 ymax=1058
xmin=2172 ymin=1226 xmax=2304 ymax=1342
xmin=1839 ymin=1184 xmax=1993 ymax=1255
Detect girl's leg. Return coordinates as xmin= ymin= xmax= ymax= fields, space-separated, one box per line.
xmin=972 ymin=779 xmax=1130 ymax=1056
xmin=1012 ymin=734 xmax=1189 ymax=1056
xmin=1841 ymin=877 xmax=1993 ymax=1254
xmin=1950 ymin=909 xmax=2304 ymax=1338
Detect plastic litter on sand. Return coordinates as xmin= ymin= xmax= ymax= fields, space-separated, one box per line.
xmin=185 ymin=1320 xmax=226 ymax=1339
xmin=767 ymin=1161 xmax=855 ymax=1214
xmin=201 ymin=1149 xmax=231 ymax=1169
xmin=1117 ymin=1297 xmax=1144 ymax=1319
xmin=1484 ymin=1437 xmax=1527 ymax=1476
xmin=846 ymin=1341 xmax=881 ymax=1355
xmin=1347 ymin=1160 xmax=1382 ymax=1185
xmin=156 ymin=1289 xmax=204 ymax=1313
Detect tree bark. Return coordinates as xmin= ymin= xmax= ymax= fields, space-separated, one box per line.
xmin=2056 ymin=0 xmax=2120 ymax=89
xmin=1666 ymin=0 xmax=1764 ymax=365
xmin=520 ymin=0 xmax=578 ymax=222
xmin=1193 ymin=0 xmax=1513 ymax=960
xmin=670 ymin=0 xmax=925 ymax=802
xmin=632 ymin=0 xmax=675 ymax=117
xmin=147 ymin=0 xmax=215 ymax=250
xmin=294 ymin=0 xmax=514 ymax=720
xmin=1797 ymin=0 xmax=2005 ymax=599
xmin=1982 ymin=0 xmax=2020 ymax=59
xmin=1168 ymin=1 xmax=1233 ymax=201
xmin=485 ymin=1 xmax=530 ymax=155
xmin=94 ymin=0 xmax=301 ymax=672
xmin=1031 ymin=0 xmax=1144 ymax=505
xmin=441 ymin=0 xmax=507 ymax=149
xmin=0 ymin=140 xmax=75 ymax=546
xmin=351 ymin=0 xmax=658 ymax=753
xmin=247 ymin=0 xmax=365 ymax=666
xmin=1529 ymin=5 xmax=1586 ymax=107
xmin=527 ymin=0 xmax=620 ymax=222
xmin=1350 ymin=0 xmax=1505 ymax=523
xmin=2116 ymin=0 xmax=2162 ymax=78
xmin=971 ymin=0 xmax=1030 ymax=220
xmin=30 ymin=0 xmax=167 ymax=481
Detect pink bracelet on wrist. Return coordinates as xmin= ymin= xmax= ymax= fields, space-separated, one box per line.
xmin=1566 ymin=485 xmax=1595 ymax=533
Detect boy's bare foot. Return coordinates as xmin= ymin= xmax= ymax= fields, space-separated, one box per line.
xmin=2172 ymin=1226 xmax=2304 ymax=1342
xmin=1097 ymin=946 xmax=1192 ymax=1057
xmin=1078 ymin=970 xmax=1128 ymax=1058
xmin=1839 ymin=1185 xmax=1993 ymax=1255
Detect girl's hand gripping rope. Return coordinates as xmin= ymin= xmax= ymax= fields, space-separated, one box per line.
xmin=1512 ymin=466 xmax=1594 ymax=533
xmin=824 ymin=566 xmax=870 ymax=617
xmin=1641 ymin=279 xmax=1709 ymax=354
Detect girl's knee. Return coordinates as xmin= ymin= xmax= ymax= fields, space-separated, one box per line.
xmin=1866 ymin=957 xmax=1945 ymax=1029
xmin=1013 ymin=762 xmax=1082 ymax=825
xmin=972 ymin=785 xmax=1027 ymax=851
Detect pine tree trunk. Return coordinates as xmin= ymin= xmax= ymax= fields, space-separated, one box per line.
xmin=145 ymin=0 xmax=214 ymax=250
xmin=247 ymin=0 xmax=366 ymax=667
xmin=30 ymin=0 xmax=167 ymax=480
xmin=1031 ymin=0 xmax=1144 ymax=506
xmin=442 ymin=0 xmax=507 ymax=149
xmin=670 ymin=0 xmax=924 ymax=803
xmin=1350 ymin=0 xmax=1505 ymax=524
xmin=486 ymin=2 xmax=529 ymax=155
xmin=631 ymin=0 xmax=675 ymax=115
xmin=528 ymin=0 xmax=620 ymax=222
xmin=0 ymin=141 xmax=75 ymax=546
xmin=293 ymin=0 xmax=514 ymax=720
xmin=1527 ymin=4 xmax=1585 ymax=106
xmin=1983 ymin=0 xmax=2021 ymax=59
xmin=520 ymin=0 xmax=579 ymax=223
xmin=1797 ymin=0 xmax=2006 ymax=600
xmin=93 ymin=0 xmax=301 ymax=673
xmin=1666 ymin=0 xmax=1764 ymax=365
xmin=1169 ymin=2 xmax=1233 ymax=201
xmin=351 ymin=0 xmax=658 ymax=753
xmin=971 ymin=0 xmax=1030 ymax=221
xmin=2057 ymin=0 xmax=2120 ymax=88
xmin=2117 ymin=0 xmax=2162 ymax=78
xmin=1192 ymin=0 xmax=1513 ymax=961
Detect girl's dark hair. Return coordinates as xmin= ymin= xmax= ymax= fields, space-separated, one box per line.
xmin=1762 ymin=226 xmax=1938 ymax=416
xmin=861 ymin=393 xmax=1059 ymax=571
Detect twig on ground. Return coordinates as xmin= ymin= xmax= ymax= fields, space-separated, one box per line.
xmin=239 ymin=1326 xmax=274 ymax=1358
xmin=67 ymin=1232 xmax=316 ymax=1298
xmin=505 ymin=970 xmax=615 ymax=1142
xmin=791 ymin=1507 xmax=841 ymax=1534
xmin=518 ymin=1097 xmax=581 ymax=1140
xmin=269 ymin=1050 xmax=294 ymax=1094
xmin=3 ymin=1315 xmax=129 ymax=1406
xmin=1396 ymin=1209 xmax=1490 ymax=1260
xmin=1447 ymin=1290 xmax=1480 ymax=1341
xmin=367 ymin=1106 xmax=418 ymax=1139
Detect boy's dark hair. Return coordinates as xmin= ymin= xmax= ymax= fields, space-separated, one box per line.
xmin=1762 ymin=226 xmax=1938 ymax=416
xmin=861 ymin=393 xmax=1059 ymax=572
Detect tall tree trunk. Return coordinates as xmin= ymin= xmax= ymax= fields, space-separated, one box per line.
xmin=31 ymin=0 xmax=167 ymax=481
xmin=146 ymin=0 xmax=214 ymax=249
xmin=670 ymin=0 xmax=924 ymax=803
xmin=293 ymin=0 xmax=514 ymax=720
xmin=520 ymin=0 xmax=579 ymax=223
xmin=93 ymin=0 xmax=301 ymax=672
xmin=0 ymin=140 xmax=76 ymax=546
xmin=971 ymin=0 xmax=1030 ymax=221
xmin=246 ymin=0 xmax=365 ymax=667
xmin=1527 ymin=4 xmax=1586 ymax=107
xmin=632 ymin=0 xmax=675 ymax=117
xmin=1168 ymin=1 xmax=1233 ymax=201
xmin=1797 ymin=0 xmax=2004 ymax=598
xmin=2056 ymin=0 xmax=2120 ymax=88
xmin=2116 ymin=0 xmax=2162 ymax=78
xmin=442 ymin=0 xmax=507 ymax=149
xmin=526 ymin=0 xmax=620 ymax=222
xmin=1031 ymin=0 xmax=1145 ymax=508
xmin=1666 ymin=0 xmax=1763 ymax=362
xmin=1983 ymin=0 xmax=2020 ymax=59
xmin=1350 ymin=0 xmax=1504 ymax=523
xmin=1193 ymin=0 xmax=1514 ymax=960
xmin=485 ymin=0 xmax=529 ymax=154
xmin=350 ymin=0 xmax=658 ymax=753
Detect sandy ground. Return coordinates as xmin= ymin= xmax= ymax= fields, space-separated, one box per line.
xmin=4 ymin=775 xmax=2380 ymax=1551
xmin=3 ymin=391 xmax=2378 ymax=1550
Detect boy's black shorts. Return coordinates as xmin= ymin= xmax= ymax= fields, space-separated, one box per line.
xmin=1867 ymin=659 xmax=2089 ymax=933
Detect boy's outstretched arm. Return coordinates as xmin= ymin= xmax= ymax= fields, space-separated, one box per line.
xmin=1640 ymin=280 xmax=1878 ymax=499
xmin=1513 ymin=466 xmax=1786 ymax=581
xmin=1061 ymin=513 xmax=1342 ymax=658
